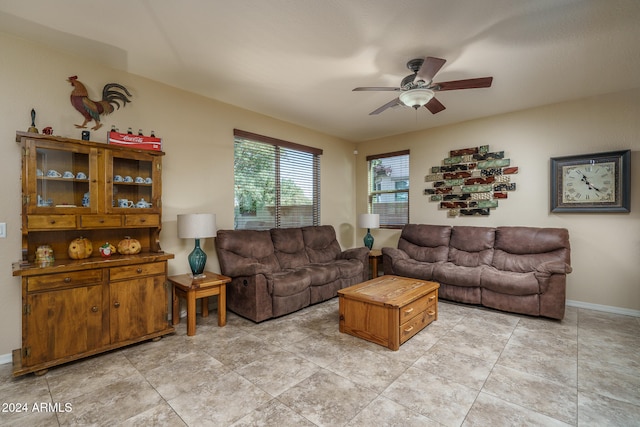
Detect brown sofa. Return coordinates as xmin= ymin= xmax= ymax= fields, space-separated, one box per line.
xmin=215 ymin=225 xmax=369 ymax=322
xmin=382 ymin=224 xmax=572 ymax=319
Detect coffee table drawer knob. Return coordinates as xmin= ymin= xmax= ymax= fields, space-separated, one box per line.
xmin=403 ymin=307 xmax=414 ymax=315
xmin=404 ymin=325 xmax=414 ymax=333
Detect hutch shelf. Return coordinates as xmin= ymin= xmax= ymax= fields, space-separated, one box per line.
xmin=12 ymin=131 xmax=174 ymax=377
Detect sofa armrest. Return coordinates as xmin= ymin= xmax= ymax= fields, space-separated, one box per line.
xmin=382 ymin=247 xmax=409 ymax=276
xmin=535 ymin=260 xmax=573 ymax=275
xmin=339 ymin=246 xmax=369 ymax=261
xmin=339 ymin=247 xmax=370 ymax=281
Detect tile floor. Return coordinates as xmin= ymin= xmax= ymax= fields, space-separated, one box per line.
xmin=1 ymin=299 xmax=639 ymax=426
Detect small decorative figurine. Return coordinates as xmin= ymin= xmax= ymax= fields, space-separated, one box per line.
xmin=35 ymin=244 xmax=54 ymax=265
xmin=99 ymin=242 xmax=116 ymax=258
xmin=28 ymin=108 xmax=38 ymax=133
xmin=42 ymin=126 xmax=53 ymax=135
xmin=68 ymin=76 xmax=132 ymax=131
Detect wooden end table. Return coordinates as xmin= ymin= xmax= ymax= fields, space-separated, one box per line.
xmin=169 ymin=271 xmax=231 ymax=336
xmin=369 ymin=249 xmax=383 ymax=278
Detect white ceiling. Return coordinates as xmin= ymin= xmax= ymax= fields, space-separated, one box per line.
xmin=1 ymin=0 xmax=640 ymax=142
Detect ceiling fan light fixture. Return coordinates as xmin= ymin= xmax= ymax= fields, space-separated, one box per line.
xmin=399 ymin=88 xmax=434 ymax=109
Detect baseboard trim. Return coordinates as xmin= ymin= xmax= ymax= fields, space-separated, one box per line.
xmin=566 ymin=299 xmax=640 ymax=317
xmin=0 ymin=352 xmax=12 ymax=366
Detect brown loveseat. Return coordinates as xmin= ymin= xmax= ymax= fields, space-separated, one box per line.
xmin=215 ymin=225 xmax=369 ymax=322
xmin=382 ymin=224 xmax=572 ymax=319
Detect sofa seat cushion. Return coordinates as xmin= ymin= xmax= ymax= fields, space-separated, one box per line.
xmin=266 ymin=270 xmax=311 ymax=297
xmin=334 ymin=259 xmax=363 ymax=279
xmin=434 ymin=263 xmax=484 ymax=287
xmin=481 ymin=267 xmax=539 ymax=295
xmin=298 ymin=263 xmax=341 ymax=286
xmin=392 ymin=259 xmax=439 ymax=281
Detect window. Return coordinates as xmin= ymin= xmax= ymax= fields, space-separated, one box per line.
xmin=234 ymin=129 xmax=321 ymax=230
xmin=367 ymin=150 xmax=410 ymax=228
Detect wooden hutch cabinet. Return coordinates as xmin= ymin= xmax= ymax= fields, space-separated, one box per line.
xmin=12 ymin=131 xmax=174 ymax=376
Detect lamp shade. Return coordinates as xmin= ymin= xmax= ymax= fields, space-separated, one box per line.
xmin=358 ymin=213 xmax=380 ymax=229
xmin=399 ymin=88 xmax=435 ymax=109
xmin=177 ymin=213 xmax=217 ymax=239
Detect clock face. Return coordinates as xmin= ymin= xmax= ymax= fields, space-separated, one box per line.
xmin=562 ymin=161 xmax=615 ymax=203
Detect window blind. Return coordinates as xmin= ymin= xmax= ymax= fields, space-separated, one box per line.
xmin=366 ymin=150 xmax=410 ymax=228
xmin=234 ymin=129 xmax=321 ymax=230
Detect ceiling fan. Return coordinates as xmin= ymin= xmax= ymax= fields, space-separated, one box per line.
xmin=353 ymin=56 xmax=493 ymax=115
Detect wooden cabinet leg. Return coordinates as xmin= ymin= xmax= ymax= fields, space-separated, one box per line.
xmin=172 ymin=286 xmax=179 ymax=325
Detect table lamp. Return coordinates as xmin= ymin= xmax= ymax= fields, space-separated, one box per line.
xmin=358 ymin=213 xmax=379 ymax=250
xmin=177 ymin=213 xmax=217 ymax=278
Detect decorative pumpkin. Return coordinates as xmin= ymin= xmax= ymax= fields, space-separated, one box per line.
xmin=117 ymin=236 xmax=141 ymax=255
xmin=99 ymin=242 xmax=117 ymax=258
xmin=68 ymin=237 xmax=93 ymax=259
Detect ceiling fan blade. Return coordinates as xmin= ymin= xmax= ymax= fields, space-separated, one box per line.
xmin=369 ymin=98 xmax=401 ymax=115
xmin=416 ymin=57 xmax=446 ymax=83
xmin=425 ymin=97 xmax=446 ymax=114
xmin=434 ymin=77 xmax=493 ymax=91
xmin=353 ymin=87 xmax=400 ymax=91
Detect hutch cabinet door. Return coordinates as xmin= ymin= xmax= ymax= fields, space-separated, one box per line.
xmin=109 ymin=275 xmax=169 ymax=343
xmin=23 ymin=285 xmax=106 ymax=366
xmin=106 ymin=151 xmax=161 ymax=214
xmin=24 ymin=139 xmax=98 ymax=214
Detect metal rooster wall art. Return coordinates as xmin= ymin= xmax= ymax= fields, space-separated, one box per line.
xmin=68 ymin=76 xmax=132 ymax=130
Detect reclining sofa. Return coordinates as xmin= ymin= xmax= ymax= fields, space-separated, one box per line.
xmin=215 ymin=225 xmax=369 ymax=322
xmin=382 ymin=224 xmax=571 ymax=319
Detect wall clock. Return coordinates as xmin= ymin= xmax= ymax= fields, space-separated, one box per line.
xmin=550 ymin=150 xmax=631 ymax=213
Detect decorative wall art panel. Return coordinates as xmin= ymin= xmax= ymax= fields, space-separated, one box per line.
xmin=424 ymin=145 xmax=518 ymax=217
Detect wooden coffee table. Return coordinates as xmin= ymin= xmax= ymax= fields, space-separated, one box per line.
xmin=338 ymin=275 xmax=439 ymax=350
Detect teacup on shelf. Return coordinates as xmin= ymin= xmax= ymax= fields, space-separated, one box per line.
xmin=114 ymin=175 xmax=123 ymax=182
xmin=63 ymin=171 xmax=75 ymax=179
xmin=46 ymin=169 xmax=62 ymax=178
xmin=76 ymin=171 xmax=87 ymax=180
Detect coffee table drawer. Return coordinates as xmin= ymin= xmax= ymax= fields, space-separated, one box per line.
xmin=400 ymin=290 xmax=437 ymax=323
xmin=401 ymin=307 xmax=437 ymax=344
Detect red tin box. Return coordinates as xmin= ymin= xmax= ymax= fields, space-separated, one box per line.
xmin=108 ymin=131 xmax=162 ymax=151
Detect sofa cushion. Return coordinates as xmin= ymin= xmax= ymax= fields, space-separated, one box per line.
xmin=493 ymin=227 xmax=570 ymax=273
xmin=334 ymin=259 xmax=363 ymax=279
xmin=481 ymin=267 xmax=540 ymax=295
xmin=398 ymin=224 xmax=451 ymax=263
xmin=449 ymin=226 xmax=495 ymax=267
xmin=216 ymin=229 xmax=281 ymax=276
xmin=271 ymin=228 xmax=310 ymax=269
xmin=266 ymin=270 xmax=311 ymax=297
xmin=298 ymin=263 xmax=341 ymax=286
xmin=392 ymin=258 xmax=438 ymax=281
xmin=433 ymin=263 xmax=484 ymax=287
xmin=302 ymin=225 xmax=342 ymax=263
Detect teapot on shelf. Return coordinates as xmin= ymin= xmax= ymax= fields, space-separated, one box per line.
xmin=136 ymin=198 xmax=152 ymax=208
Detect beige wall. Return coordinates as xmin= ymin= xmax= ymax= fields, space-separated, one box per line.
xmin=356 ymin=89 xmax=640 ymax=313
xmin=0 ymin=33 xmax=356 ymax=357
xmin=1 ymin=31 xmax=639 ymax=360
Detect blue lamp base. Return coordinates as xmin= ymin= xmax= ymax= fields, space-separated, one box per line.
xmin=363 ymin=229 xmax=374 ymax=250
xmin=188 ymin=238 xmax=207 ymax=278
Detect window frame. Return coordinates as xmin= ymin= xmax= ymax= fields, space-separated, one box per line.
xmin=233 ymin=129 xmax=322 ymax=230
xmin=366 ymin=149 xmax=410 ymax=229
